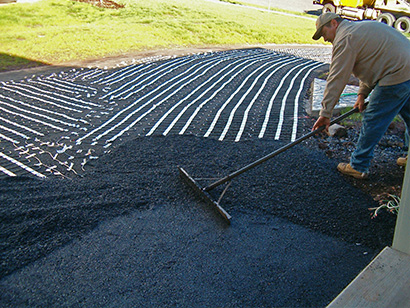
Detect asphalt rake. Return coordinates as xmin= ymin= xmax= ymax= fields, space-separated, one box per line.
xmin=179 ymin=105 xmax=363 ymax=224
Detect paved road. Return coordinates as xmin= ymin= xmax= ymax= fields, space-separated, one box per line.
xmin=203 ymin=0 xmax=321 ymax=15
xmin=239 ymin=0 xmax=320 ymax=13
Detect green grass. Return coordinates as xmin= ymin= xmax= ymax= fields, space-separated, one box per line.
xmin=339 ymin=106 xmax=403 ymax=126
xmin=0 ymin=0 xmax=316 ymax=70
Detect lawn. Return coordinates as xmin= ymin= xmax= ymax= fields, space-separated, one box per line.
xmin=0 ymin=0 xmax=316 ymax=70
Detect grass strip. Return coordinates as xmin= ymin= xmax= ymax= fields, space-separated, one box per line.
xmin=0 ymin=0 xmax=317 ymax=70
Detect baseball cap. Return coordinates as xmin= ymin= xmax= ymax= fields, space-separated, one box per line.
xmin=312 ymin=13 xmax=340 ymax=40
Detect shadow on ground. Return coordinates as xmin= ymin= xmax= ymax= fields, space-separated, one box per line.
xmin=305 ymin=9 xmax=322 ymax=16
xmin=0 ymin=53 xmax=48 ymax=73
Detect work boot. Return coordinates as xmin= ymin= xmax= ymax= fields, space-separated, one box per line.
xmin=397 ymin=156 xmax=407 ymax=167
xmin=337 ymin=163 xmax=368 ymax=179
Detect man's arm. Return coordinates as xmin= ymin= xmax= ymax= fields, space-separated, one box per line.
xmin=313 ymin=35 xmax=357 ymax=132
xmin=312 ymin=94 xmax=367 ymax=132
xmin=319 ymin=35 xmax=357 ymax=119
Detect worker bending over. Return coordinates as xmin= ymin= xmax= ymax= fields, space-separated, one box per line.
xmin=312 ymin=13 xmax=410 ymax=179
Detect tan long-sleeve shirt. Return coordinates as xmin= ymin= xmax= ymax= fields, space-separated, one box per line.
xmin=320 ymin=19 xmax=410 ymax=118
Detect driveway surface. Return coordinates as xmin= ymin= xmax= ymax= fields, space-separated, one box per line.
xmin=0 ymin=46 xmax=398 ymax=307
xmin=0 ymin=201 xmax=373 ymax=307
xmin=1 ymin=134 xmax=388 ymax=307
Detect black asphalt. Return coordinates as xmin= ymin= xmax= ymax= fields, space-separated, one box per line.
xmin=0 ymin=203 xmax=371 ymax=307
xmin=1 ymin=135 xmax=396 ymax=307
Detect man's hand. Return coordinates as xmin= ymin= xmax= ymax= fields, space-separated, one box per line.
xmin=312 ymin=116 xmax=331 ymax=133
xmin=354 ymin=94 xmax=367 ymax=112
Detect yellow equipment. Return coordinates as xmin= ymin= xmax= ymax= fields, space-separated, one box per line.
xmin=313 ymin=0 xmax=410 ymax=33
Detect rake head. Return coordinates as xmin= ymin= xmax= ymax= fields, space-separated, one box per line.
xmin=178 ymin=167 xmax=231 ymax=224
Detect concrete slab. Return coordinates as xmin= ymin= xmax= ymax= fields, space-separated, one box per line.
xmin=307 ymin=78 xmax=360 ymax=117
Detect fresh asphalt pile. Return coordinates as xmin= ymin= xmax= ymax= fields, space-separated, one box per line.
xmin=0 ymin=134 xmax=397 ymax=307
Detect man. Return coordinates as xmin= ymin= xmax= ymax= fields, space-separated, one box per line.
xmin=312 ymin=13 xmax=410 ymax=179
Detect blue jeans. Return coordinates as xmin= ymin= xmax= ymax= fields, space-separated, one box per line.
xmin=350 ymin=79 xmax=410 ymax=173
